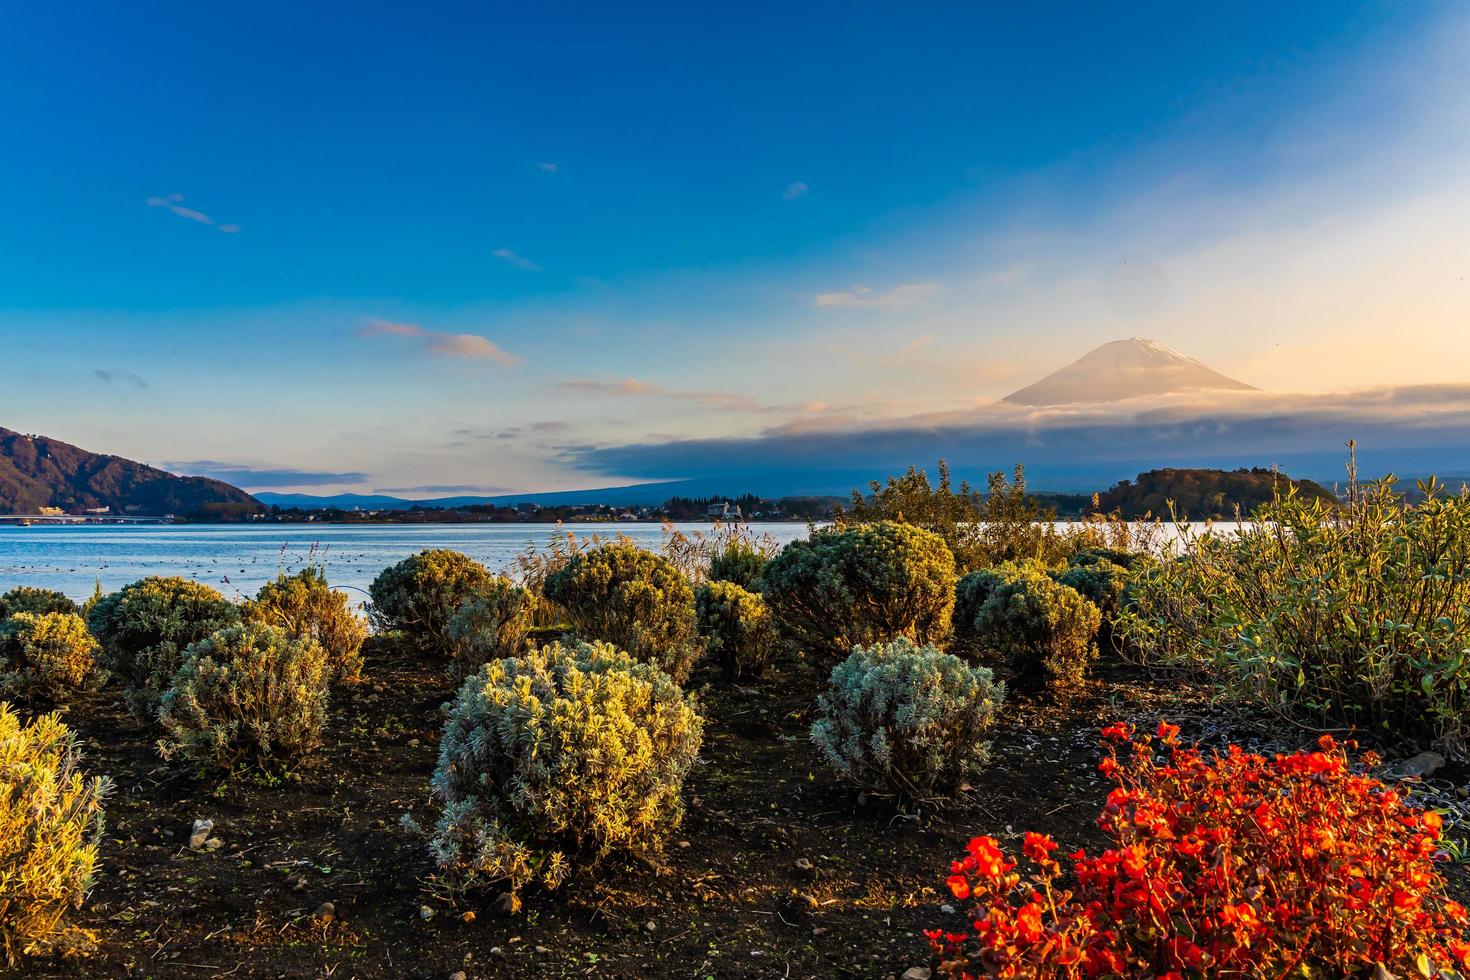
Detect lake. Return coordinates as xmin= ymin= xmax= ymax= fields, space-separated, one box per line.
xmin=0 ymin=522 xmax=815 ymax=602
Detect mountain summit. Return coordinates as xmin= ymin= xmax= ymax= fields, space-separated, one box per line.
xmin=1002 ymin=337 xmax=1256 ymax=406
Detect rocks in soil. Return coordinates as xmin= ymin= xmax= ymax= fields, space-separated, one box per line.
xmin=313 ymin=902 xmax=335 ymax=924
xmin=1390 ymin=751 xmax=1446 ymax=779
xmin=492 ymin=893 xmax=515 ymax=917
xmin=188 ymin=818 xmax=213 ymax=850
xmin=902 ymin=969 xmax=933 ymax=980
xmin=419 ymin=904 xmax=436 ymax=921
xmin=940 ymin=904 xmax=956 ymax=914
xmin=449 ymin=972 xmax=467 ymax=980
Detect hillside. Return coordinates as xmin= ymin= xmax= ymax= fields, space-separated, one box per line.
xmin=1090 ymin=467 xmax=1336 ymax=519
xmin=1003 ymin=337 xmax=1256 ymax=405
xmin=0 ymin=427 xmax=263 ymax=520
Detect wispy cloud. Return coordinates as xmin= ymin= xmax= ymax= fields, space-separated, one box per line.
xmin=559 ymin=377 xmax=766 ymax=411
xmin=537 ymin=162 xmax=558 ymax=173
xmin=145 ymin=194 xmax=240 ymax=233
xmin=783 ymin=181 xmax=809 ymax=201
xmin=359 ymin=319 xmax=521 ymax=364
xmin=164 ymin=460 xmax=369 ymax=488
xmin=812 ymin=282 xmax=939 ymax=311
xmin=492 ymin=247 xmax=542 ymax=271
xmin=375 ymin=483 xmax=512 ymax=495
xmin=94 ymin=368 xmax=147 ymax=390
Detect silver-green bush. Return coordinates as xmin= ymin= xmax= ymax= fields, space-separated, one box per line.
xmin=0 ymin=613 xmax=104 ymax=704
xmin=695 ymin=580 xmax=777 ymax=679
xmin=157 ymin=624 xmax=330 ymax=771
xmin=1055 ymin=559 xmax=1129 ymax=621
xmin=425 ymin=640 xmax=702 ymax=908
xmin=246 ymin=568 xmax=366 ymax=682
xmin=0 ymin=587 xmax=77 ymax=619
xmin=368 ymin=549 xmax=497 ymax=654
xmin=761 ymin=522 xmax=956 ymax=657
xmin=0 ymin=705 xmax=111 ymax=965
xmin=443 ymin=577 xmax=537 ymax=679
xmin=974 ymin=567 xmax=1101 ymax=690
xmin=541 ymin=543 xmax=700 ymax=684
xmin=86 ymin=577 xmax=241 ymax=720
xmin=810 ymin=638 xmax=1003 ymax=801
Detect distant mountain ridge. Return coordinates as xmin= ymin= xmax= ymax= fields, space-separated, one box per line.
xmin=1004 ymin=337 xmax=1256 ymax=406
xmin=0 ymin=427 xmax=262 ymax=520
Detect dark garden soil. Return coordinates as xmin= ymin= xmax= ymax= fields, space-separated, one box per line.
xmin=18 ymin=645 xmax=1470 ymax=979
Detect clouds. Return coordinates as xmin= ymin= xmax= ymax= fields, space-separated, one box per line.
xmin=375 ymin=483 xmax=512 ymax=495
xmin=359 ymin=319 xmax=521 ymax=364
xmin=558 ymin=377 xmax=774 ymax=413
xmin=164 ymin=460 xmax=369 ymax=488
xmin=93 ymin=368 xmax=147 ymax=390
xmin=812 ymin=282 xmax=939 ymax=311
xmin=783 ymin=181 xmax=809 ymax=200
xmin=146 ymin=194 xmax=239 ymax=233
xmin=492 ymin=247 xmax=542 ymax=271
xmin=537 ymin=162 xmax=558 ymax=173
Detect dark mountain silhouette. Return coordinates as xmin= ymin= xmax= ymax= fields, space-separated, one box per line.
xmin=1090 ymin=467 xmax=1335 ymax=519
xmin=0 ymin=427 xmax=263 ymax=520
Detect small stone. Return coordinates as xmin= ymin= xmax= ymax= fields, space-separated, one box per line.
xmin=493 ymin=893 xmax=515 ymax=916
xmin=408 ymin=738 xmax=422 ymax=748
xmin=535 ymin=945 xmax=550 ymax=954
xmin=645 ymin=919 xmax=658 ymax=932
xmin=677 ymin=840 xmax=690 ymax=848
xmin=794 ymin=857 xmax=814 ymax=872
xmin=489 ymin=947 xmax=503 ymax=957
xmin=1391 ymin=751 xmax=1446 ymax=779
xmin=940 ymin=904 xmax=956 ymax=915
xmin=751 ymin=950 xmax=765 ymax=958
xmin=313 ymin=902 xmax=335 ymax=923
xmin=449 ymin=973 xmax=467 ymax=980
xmin=419 ymin=904 xmax=436 ymax=920
xmin=203 ymin=837 xmax=224 ymax=851
xmin=188 ymin=819 xmax=213 ymax=850
xmin=372 ymin=684 xmax=385 ymax=693
xmin=903 ymin=969 xmax=933 ymax=980
xmin=289 ymin=874 xmax=307 ymax=891
xmin=459 ymin=910 xmax=476 ymax=924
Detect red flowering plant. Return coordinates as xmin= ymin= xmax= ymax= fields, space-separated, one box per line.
xmin=928 ymin=722 xmax=1470 ymax=978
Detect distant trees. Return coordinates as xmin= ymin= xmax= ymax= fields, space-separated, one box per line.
xmin=1089 ymin=467 xmax=1336 ymax=519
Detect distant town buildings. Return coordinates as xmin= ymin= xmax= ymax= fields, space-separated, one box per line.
xmin=706 ymin=501 xmax=742 ymax=521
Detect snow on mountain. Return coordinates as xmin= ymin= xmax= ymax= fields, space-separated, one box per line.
xmin=1002 ymin=337 xmax=1257 ymax=406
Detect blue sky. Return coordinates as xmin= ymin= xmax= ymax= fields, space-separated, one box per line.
xmin=3 ymin=2 xmax=1468 ymax=495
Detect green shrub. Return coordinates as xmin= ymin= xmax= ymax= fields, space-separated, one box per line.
xmin=707 ymin=539 xmax=770 ymax=591
xmin=950 ymin=561 xmax=1050 ymax=653
xmin=762 ymin=521 xmax=956 ymax=657
xmin=246 ymin=568 xmax=366 ymax=682
xmin=0 ymin=588 xmax=77 ymax=619
xmin=541 ymin=543 xmax=700 ymax=684
xmin=425 ymin=640 xmax=703 ymax=908
xmin=1056 ymin=559 xmax=1129 ymax=619
xmin=1067 ymin=546 xmax=1148 ymax=571
xmin=1116 ymin=473 xmax=1470 ymax=752
xmin=157 ymin=624 xmax=330 ymax=771
xmin=368 ymin=550 xmax=496 ymax=653
xmin=810 ymin=638 xmax=1003 ymax=801
xmin=0 ymin=613 xmax=103 ymax=704
xmin=695 ymin=580 xmax=777 ymax=679
xmin=86 ymin=577 xmax=241 ymax=719
xmin=443 ymin=578 xmax=537 ymax=679
xmin=974 ymin=567 xmax=1101 ymax=691
xmin=0 ymin=705 xmax=111 ymax=965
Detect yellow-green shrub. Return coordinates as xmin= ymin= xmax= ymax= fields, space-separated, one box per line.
xmin=425 ymin=640 xmax=702 ymax=908
xmin=761 ymin=521 xmax=956 ymax=656
xmin=695 ymin=580 xmax=777 ymax=679
xmin=0 ymin=705 xmax=111 ymax=965
xmin=541 ymin=543 xmax=700 ymax=684
xmin=810 ymin=638 xmax=1003 ymax=801
xmin=443 ymin=578 xmax=537 ymax=679
xmin=0 ymin=588 xmax=77 ymax=619
xmin=246 ymin=568 xmax=366 ymax=682
xmin=974 ymin=567 xmax=1101 ymax=691
xmin=707 ymin=539 xmax=770 ymax=591
xmin=86 ymin=577 xmax=241 ymax=719
xmin=157 ymin=624 xmax=330 ymax=771
xmin=0 ymin=613 xmax=103 ymax=704
xmin=368 ymin=550 xmax=496 ymax=653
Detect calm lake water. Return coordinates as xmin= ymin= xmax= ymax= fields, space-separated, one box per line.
xmin=0 ymin=522 xmax=814 ymax=602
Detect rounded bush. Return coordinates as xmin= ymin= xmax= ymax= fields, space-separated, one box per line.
xmin=707 ymin=540 xmax=769 ymax=592
xmin=1056 ymin=559 xmax=1129 ymax=620
xmin=0 ymin=705 xmax=111 ymax=965
xmin=950 ymin=568 xmax=1007 ymax=653
xmin=695 ymin=580 xmax=777 ymax=679
xmin=810 ymin=638 xmax=1003 ymax=801
xmin=761 ymin=522 xmax=956 ymax=657
xmin=443 ymin=577 xmax=537 ymax=679
xmin=157 ymin=624 xmax=330 ymax=771
xmin=541 ymin=543 xmax=699 ymax=684
xmin=1068 ymin=546 xmax=1148 ymax=571
xmin=0 ymin=587 xmax=77 ymax=619
xmin=368 ymin=550 xmax=496 ymax=654
xmin=426 ymin=640 xmax=703 ymax=907
xmin=246 ymin=568 xmax=366 ymax=682
xmin=86 ymin=577 xmax=241 ymax=719
xmin=0 ymin=613 xmax=103 ymax=704
xmin=974 ymin=567 xmax=1101 ymax=690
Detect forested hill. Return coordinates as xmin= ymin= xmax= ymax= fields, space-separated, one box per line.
xmin=1090 ymin=467 xmax=1336 ymax=519
xmin=0 ymin=427 xmax=262 ymax=520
